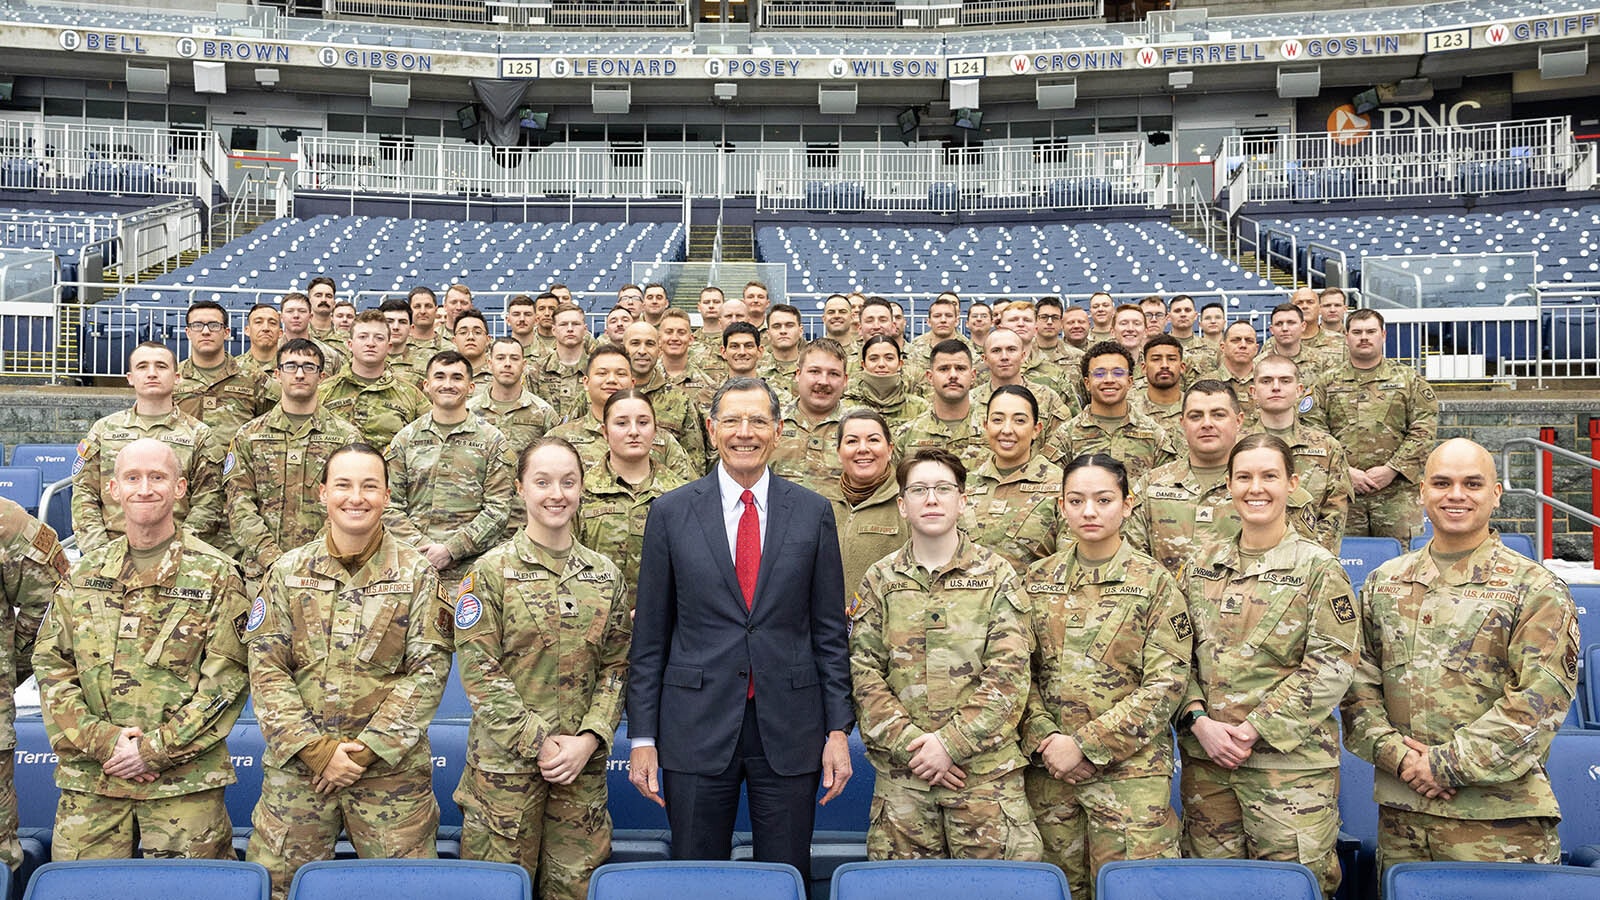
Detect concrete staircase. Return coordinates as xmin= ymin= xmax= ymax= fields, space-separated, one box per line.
xmin=670 ymin=224 xmax=758 ymax=308
xmin=1170 ymin=211 xmax=1301 ymax=290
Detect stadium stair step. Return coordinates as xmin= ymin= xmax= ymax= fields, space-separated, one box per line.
xmin=1235 ymin=250 xmax=1301 ymax=289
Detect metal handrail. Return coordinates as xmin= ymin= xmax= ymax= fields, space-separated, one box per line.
xmin=37 ymin=475 xmax=74 ymax=552
xmin=1499 ymin=436 xmax=1600 ymax=565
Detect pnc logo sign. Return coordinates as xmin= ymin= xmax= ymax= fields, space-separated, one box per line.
xmin=1327 ymin=104 xmax=1372 ymax=145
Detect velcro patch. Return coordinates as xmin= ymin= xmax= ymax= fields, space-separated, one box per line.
xmin=943 ymin=576 xmax=993 ymax=590
xmin=245 ymin=597 xmax=267 ymax=632
xmin=1169 ymin=612 xmax=1194 ymax=640
xmin=286 ymin=576 xmax=335 ymax=591
xmin=455 ymin=593 xmax=484 ymax=629
xmin=1330 ymin=594 xmax=1357 ymax=625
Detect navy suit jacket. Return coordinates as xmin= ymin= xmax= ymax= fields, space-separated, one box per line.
xmin=626 ymin=468 xmax=854 ymax=777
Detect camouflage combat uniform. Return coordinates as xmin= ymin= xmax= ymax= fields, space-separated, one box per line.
xmin=893 ymin=408 xmax=986 ymax=465
xmin=961 ymin=455 xmax=1063 ymax=576
xmin=1128 ymin=393 xmax=1184 ymax=452
xmin=819 ymin=477 xmax=909 ymax=607
xmin=71 ymin=407 xmax=226 ymax=553
xmin=969 ymin=382 xmax=1074 ymax=449
xmin=175 ymin=355 xmax=271 ymax=449
xmin=451 ymin=532 xmax=631 ymax=900
xmin=318 ymin=369 xmax=427 ymax=451
xmin=0 ymin=499 xmax=64 ymax=868
xmin=546 ymin=412 xmax=699 ymax=484
xmin=1342 ymin=534 xmax=1578 ymax=871
xmin=849 ymin=535 xmax=1042 ymax=860
xmin=637 ymin=368 xmax=708 ymax=467
xmin=225 ymin=405 xmax=361 ymax=580
xmin=770 ymin=403 xmax=844 ymax=495
xmin=34 ymin=533 xmax=249 ymax=859
xmin=1262 ymin=422 xmax=1352 ymax=556
xmin=1048 ymin=409 xmax=1178 ymax=484
xmin=1178 ymin=532 xmax=1358 ymax=897
xmin=1176 ymin=336 xmax=1219 ymax=380
xmin=526 ymin=353 xmax=586 ymax=417
xmin=244 ymin=531 xmax=452 ymax=900
xmin=1020 ymin=542 xmax=1191 ymax=899
xmin=1304 ymin=359 xmax=1438 ymax=542
xmin=576 ymin=459 xmax=687 ymax=608
xmin=235 ymin=352 xmax=282 ymax=404
xmin=383 ymin=413 xmax=517 ymax=582
xmin=467 ymin=386 xmax=560 ymax=454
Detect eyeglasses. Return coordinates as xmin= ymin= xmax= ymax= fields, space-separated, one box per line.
xmin=1089 ymin=368 xmax=1130 ymax=380
xmin=277 ymin=362 xmax=323 ymax=375
xmin=714 ymin=415 xmax=775 ymax=431
xmin=186 ymin=321 xmax=227 ymax=333
xmin=903 ymin=483 xmax=961 ymax=501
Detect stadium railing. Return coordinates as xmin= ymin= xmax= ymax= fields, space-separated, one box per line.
xmin=294 ymin=136 xmax=1166 ymax=214
xmin=0 ymin=119 xmax=213 ymax=202
xmin=1222 ymin=117 xmax=1579 ymax=205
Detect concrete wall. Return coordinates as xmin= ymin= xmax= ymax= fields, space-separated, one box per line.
xmin=3 ymin=387 xmax=1596 ymax=559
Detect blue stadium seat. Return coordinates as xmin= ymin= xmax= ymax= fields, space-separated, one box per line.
xmin=1569 ymin=586 xmax=1599 ymax=653
xmin=833 ymin=860 xmax=1068 ymax=900
xmin=23 ymin=860 xmax=270 ymax=900
xmin=286 ymin=859 xmax=528 ymax=900
xmin=590 ymin=861 xmax=805 ymax=900
xmin=1338 ymin=537 xmax=1404 ymax=593
xmin=1096 ymin=859 xmax=1320 ymax=900
xmin=1383 ymin=861 xmax=1600 ymax=900
xmin=430 ymin=722 xmax=468 ymax=829
xmin=436 ymin=661 xmax=471 ymax=723
xmin=608 ymin=720 xmax=669 ymax=832
xmin=11 ymin=443 xmax=77 ymax=540
xmin=1335 ymin=745 xmax=1377 ymax=900
xmin=1548 ymin=729 xmax=1600 ymax=859
xmin=0 ymin=467 xmax=42 ymax=515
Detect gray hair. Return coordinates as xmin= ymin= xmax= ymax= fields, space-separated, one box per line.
xmin=709 ymin=376 xmax=781 ymax=420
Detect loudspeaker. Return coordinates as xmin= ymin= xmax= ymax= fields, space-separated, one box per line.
xmin=369 ymin=76 xmax=410 ymax=109
xmin=949 ymin=78 xmax=978 ymax=109
xmin=125 ymin=61 xmax=169 ymax=95
xmin=193 ymin=61 xmax=227 ymax=95
xmin=592 ymin=82 xmax=631 ymax=114
xmin=1540 ymin=45 xmax=1589 ymax=79
xmin=818 ymin=84 xmax=857 ymax=115
xmin=1036 ymin=79 xmax=1077 ymax=110
xmin=1276 ymin=65 xmax=1321 ymax=98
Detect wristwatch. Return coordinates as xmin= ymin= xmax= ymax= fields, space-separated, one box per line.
xmin=1177 ymin=708 xmax=1208 ymax=733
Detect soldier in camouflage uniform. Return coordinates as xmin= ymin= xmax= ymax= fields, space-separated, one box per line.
xmin=757 ymin=304 xmax=806 ymax=391
xmin=468 ymin=338 xmax=560 ymax=456
xmin=245 ymin=443 xmax=452 ymax=900
xmin=1053 ymin=342 xmax=1177 ymax=481
xmin=963 ymin=386 xmax=1062 ymax=575
xmin=73 ymin=342 xmax=225 ymax=553
xmin=450 ymin=309 xmax=495 ymax=392
xmin=822 ymin=411 xmax=908 ymax=603
xmin=895 ymin=340 xmax=985 ymax=464
xmin=771 ymin=339 xmax=849 ymax=493
xmin=318 ymin=312 xmax=428 ymax=451
xmin=1250 ymin=355 xmax=1352 ymax=554
xmin=972 ymin=329 xmax=1074 ymax=447
xmin=406 ymin=286 xmax=451 ymax=359
xmin=1206 ymin=322 xmax=1261 ymax=426
xmin=0 ymin=497 xmax=64 ymax=870
xmin=236 ymin=302 xmax=284 ymax=404
xmin=454 ymin=438 xmax=633 ymax=900
xmin=527 ymin=304 xmax=590 ymax=415
xmin=1257 ymin=303 xmax=1338 ymax=388
xmin=850 ymin=448 xmax=1042 ymax=861
xmin=1125 ymin=382 xmax=1244 ymax=575
xmin=548 ymin=346 xmax=698 ymax=479
xmin=1168 ymin=296 xmax=1219 ymax=379
xmin=1022 ymin=455 xmax=1190 ymax=899
xmin=842 ymin=336 xmax=930 ymax=432
xmin=902 ymin=294 xmax=967 ymax=388
xmin=279 ymin=293 xmax=344 ymax=376
xmin=1343 ymin=438 xmax=1579 ymax=871
xmin=576 ymin=391 xmax=688 ymax=608
xmin=1303 ymin=309 xmax=1438 ymax=542
xmin=36 ymin=439 xmax=249 ymax=860
xmin=384 ymin=351 xmax=517 ymax=584
xmin=379 ymin=298 xmax=435 ymax=388
xmin=1175 ymin=434 xmax=1357 ymax=898
xmin=174 ymin=300 xmax=271 ymax=451
xmin=1129 ymin=335 xmax=1186 ymax=450
xmin=226 ymin=340 xmax=361 ymax=583
xmin=622 ymin=322 xmax=708 ymax=465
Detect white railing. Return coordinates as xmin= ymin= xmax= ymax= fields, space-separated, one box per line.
xmin=0 ymin=119 xmax=212 ymax=200
xmin=759 ymin=1 xmax=898 ymax=27
xmin=757 ymin=141 xmax=1161 ymax=214
xmin=958 ymin=0 xmax=1102 ymax=26
xmin=1224 ymin=117 xmax=1577 ymax=204
xmin=547 ymin=0 xmax=687 ymax=26
xmin=332 ymin=0 xmax=492 ymax=23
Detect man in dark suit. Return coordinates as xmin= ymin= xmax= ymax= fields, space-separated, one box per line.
xmin=627 ymin=375 xmax=854 ymax=876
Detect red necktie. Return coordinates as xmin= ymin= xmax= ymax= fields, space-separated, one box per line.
xmin=736 ymin=489 xmax=760 ymax=699
xmin=736 ymin=489 xmax=760 ymax=609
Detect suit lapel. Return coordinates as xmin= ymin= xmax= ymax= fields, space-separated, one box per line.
xmin=753 ymin=475 xmax=794 ymax=611
xmin=691 ymin=474 xmax=746 ymax=611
